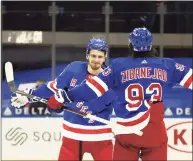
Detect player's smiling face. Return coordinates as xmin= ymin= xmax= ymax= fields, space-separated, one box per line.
xmin=88 ymin=49 xmax=106 ymax=70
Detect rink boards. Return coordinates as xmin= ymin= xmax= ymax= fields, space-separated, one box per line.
xmin=2 ymin=117 xmax=192 ymax=160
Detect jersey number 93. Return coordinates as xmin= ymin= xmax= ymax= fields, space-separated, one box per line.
xmin=125 ymin=83 xmax=162 ymax=111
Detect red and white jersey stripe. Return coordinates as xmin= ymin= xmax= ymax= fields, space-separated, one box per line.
xmin=86 ymin=76 xmax=108 ymax=97
xmin=62 ymin=120 xmax=114 ymax=141
xmin=113 ymin=100 xmax=151 ymax=135
xmin=47 ymin=80 xmax=58 ymax=93
xmin=179 ymin=68 xmax=192 ymax=90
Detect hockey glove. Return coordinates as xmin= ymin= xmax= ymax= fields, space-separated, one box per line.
xmin=47 ymin=89 xmax=72 ymax=110
xmin=11 ymin=88 xmax=34 ymax=108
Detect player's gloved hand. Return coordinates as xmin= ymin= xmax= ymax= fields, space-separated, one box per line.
xmin=47 ymin=89 xmax=72 ymax=110
xmin=11 ymin=88 xmax=33 ymax=108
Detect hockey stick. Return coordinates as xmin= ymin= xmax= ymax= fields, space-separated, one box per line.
xmin=5 ymin=62 xmax=143 ymax=136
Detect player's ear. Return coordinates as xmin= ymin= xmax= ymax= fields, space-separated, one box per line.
xmin=105 ymin=52 xmax=108 ymax=58
xmin=86 ymin=49 xmax=89 ymax=60
xmin=104 ymin=55 xmax=107 ymax=62
xmin=86 ymin=54 xmax=89 ymax=60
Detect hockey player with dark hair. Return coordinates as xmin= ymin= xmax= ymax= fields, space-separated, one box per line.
xmin=11 ymin=38 xmax=116 ymax=160
xmin=50 ymin=27 xmax=192 ymax=160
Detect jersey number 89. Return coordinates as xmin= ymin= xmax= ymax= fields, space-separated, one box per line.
xmin=125 ymin=83 xmax=162 ymax=111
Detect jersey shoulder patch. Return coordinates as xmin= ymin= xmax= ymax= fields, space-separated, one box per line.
xmin=102 ymin=66 xmax=112 ymax=76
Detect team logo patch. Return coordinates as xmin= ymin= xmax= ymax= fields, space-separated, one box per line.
xmin=102 ymin=66 xmax=112 ymax=76
xmin=70 ymin=78 xmax=77 ymax=87
xmin=175 ymin=63 xmax=185 ymax=71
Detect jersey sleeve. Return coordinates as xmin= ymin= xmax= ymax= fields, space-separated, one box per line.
xmin=67 ymin=65 xmax=115 ymax=101
xmin=170 ymin=60 xmax=192 ymax=90
xmin=31 ymin=63 xmax=73 ymax=98
xmin=64 ymin=89 xmax=116 ymax=114
xmin=31 ymin=84 xmax=53 ymax=98
xmin=87 ymin=89 xmax=116 ymax=113
xmin=47 ymin=63 xmax=73 ymax=93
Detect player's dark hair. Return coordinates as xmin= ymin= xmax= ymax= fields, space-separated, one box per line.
xmin=129 ymin=43 xmax=159 ymax=58
xmin=86 ymin=49 xmax=106 ymax=56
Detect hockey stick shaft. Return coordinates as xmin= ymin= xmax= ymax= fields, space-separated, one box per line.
xmin=14 ymin=89 xmax=118 ymax=125
xmin=9 ymin=86 xmax=126 ymax=129
xmin=8 ymin=83 xmax=92 ymax=118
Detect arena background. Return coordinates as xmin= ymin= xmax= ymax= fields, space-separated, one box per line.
xmin=2 ymin=1 xmax=193 ymax=160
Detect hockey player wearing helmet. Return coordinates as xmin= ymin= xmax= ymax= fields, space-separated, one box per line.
xmin=64 ymin=27 xmax=192 ymax=160
xmin=111 ymin=28 xmax=169 ymax=161
xmin=11 ymin=38 xmax=115 ymax=160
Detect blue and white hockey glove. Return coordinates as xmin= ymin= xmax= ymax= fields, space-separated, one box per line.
xmin=11 ymin=88 xmax=34 ymax=108
xmin=47 ymin=89 xmax=72 ymax=110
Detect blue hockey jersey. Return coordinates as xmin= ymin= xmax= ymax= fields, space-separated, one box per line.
xmin=31 ymin=61 xmax=115 ymax=141
xmin=68 ymin=58 xmax=192 ymax=133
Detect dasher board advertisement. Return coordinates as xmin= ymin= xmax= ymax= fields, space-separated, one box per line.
xmin=2 ymin=118 xmax=192 ymax=160
xmin=2 ymin=118 xmax=63 ymax=160
xmin=165 ymin=118 xmax=192 ymax=160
